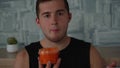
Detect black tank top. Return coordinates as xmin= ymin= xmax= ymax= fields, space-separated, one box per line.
xmin=25 ymin=37 xmax=91 ymax=68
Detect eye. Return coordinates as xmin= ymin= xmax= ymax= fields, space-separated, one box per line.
xmin=57 ymin=12 xmax=64 ymax=16
xmin=43 ymin=14 xmax=50 ymax=18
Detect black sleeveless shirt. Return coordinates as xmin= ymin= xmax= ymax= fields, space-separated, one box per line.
xmin=25 ymin=37 xmax=91 ymax=68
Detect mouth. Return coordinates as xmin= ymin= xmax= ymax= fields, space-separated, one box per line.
xmin=51 ymin=29 xmax=59 ymax=32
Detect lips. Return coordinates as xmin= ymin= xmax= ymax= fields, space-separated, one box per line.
xmin=51 ymin=29 xmax=59 ymax=32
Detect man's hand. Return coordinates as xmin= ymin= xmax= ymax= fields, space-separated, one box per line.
xmin=39 ymin=58 xmax=61 ymax=68
xmin=106 ymin=61 xmax=117 ymax=68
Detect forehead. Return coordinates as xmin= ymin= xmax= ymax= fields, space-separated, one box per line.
xmin=39 ymin=0 xmax=66 ymax=13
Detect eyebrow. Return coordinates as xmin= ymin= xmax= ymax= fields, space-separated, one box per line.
xmin=41 ymin=12 xmax=50 ymax=16
xmin=56 ymin=9 xmax=65 ymax=13
xmin=41 ymin=9 xmax=66 ymax=15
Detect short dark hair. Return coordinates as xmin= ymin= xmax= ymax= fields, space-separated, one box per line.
xmin=36 ymin=0 xmax=69 ymax=18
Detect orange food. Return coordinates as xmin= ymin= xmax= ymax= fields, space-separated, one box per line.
xmin=39 ymin=47 xmax=59 ymax=64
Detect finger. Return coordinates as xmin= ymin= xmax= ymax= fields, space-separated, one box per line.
xmin=106 ymin=61 xmax=117 ymax=68
xmin=111 ymin=61 xmax=117 ymax=67
xmin=38 ymin=57 xmax=43 ymax=68
xmin=106 ymin=66 xmax=111 ymax=68
xmin=38 ymin=49 xmax=41 ymax=54
xmin=46 ymin=61 xmax=51 ymax=68
xmin=53 ymin=58 xmax=61 ymax=68
xmin=106 ymin=66 xmax=115 ymax=68
xmin=38 ymin=49 xmax=43 ymax=68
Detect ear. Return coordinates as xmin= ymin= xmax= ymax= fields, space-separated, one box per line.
xmin=36 ymin=18 xmax=40 ymax=24
xmin=69 ymin=13 xmax=72 ymax=20
xmin=68 ymin=13 xmax=72 ymax=23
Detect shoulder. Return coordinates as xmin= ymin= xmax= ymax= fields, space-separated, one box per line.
xmin=14 ymin=48 xmax=29 ymax=68
xmin=90 ymin=45 xmax=105 ymax=68
xmin=25 ymin=41 xmax=40 ymax=47
xmin=25 ymin=41 xmax=41 ymax=50
xmin=70 ymin=37 xmax=91 ymax=48
xmin=16 ymin=48 xmax=28 ymax=59
xmin=90 ymin=45 xmax=103 ymax=59
xmin=25 ymin=41 xmax=41 ymax=56
xmin=71 ymin=37 xmax=91 ymax=44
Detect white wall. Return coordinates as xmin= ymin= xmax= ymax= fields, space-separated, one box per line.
xmin=0 ymin=0 xmax=120 ymax=48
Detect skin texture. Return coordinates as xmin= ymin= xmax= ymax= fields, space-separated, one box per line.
xmin=14 ymin=49 xmax=29 ymax=68
xmin=90 ymin=45 xmax=105 ymax=68
xmin=36 ymin=0 xmax=71 ymax=43
xmin=14 ymin=0 xmax=116 ymax=68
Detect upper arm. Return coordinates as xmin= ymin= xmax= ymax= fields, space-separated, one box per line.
xmin=90 ymin=45 xmax=105 ymax=68
xmin=14 ymin=49 xmax=29 ymax=68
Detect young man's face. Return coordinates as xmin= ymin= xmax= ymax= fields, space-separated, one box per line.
xmin=36 ymin=0 xmax=71 ymax=42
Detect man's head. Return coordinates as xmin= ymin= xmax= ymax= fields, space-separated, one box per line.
xmin=36 ymin=0 xmax=71 ymax=42
xmin=36 ymin=0 xmax=69 ymax=18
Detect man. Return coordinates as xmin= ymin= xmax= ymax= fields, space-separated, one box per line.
xmin=14 ymin=0 xmax=116 ymax=68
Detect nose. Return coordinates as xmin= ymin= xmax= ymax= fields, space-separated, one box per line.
xmin=51 ymin=15 xmax=57 ymax=25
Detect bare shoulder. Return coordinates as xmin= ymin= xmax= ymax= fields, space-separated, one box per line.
xmin=14 ymin=48 xmax=29 ymax=68
xmin=16 ymin=48 xmax=28 ymax=57
xmin=90 ymin=45 xmax=105 ymax=68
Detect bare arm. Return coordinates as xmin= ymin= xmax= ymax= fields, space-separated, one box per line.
xmin=14 ymin=49 xmax=29 ymax=68
xmin=90 ymin=45 xmax=105 ymax=68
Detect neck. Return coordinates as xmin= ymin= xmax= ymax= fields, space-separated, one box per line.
xmin=40 ymin=36 xmax=71 ymax=51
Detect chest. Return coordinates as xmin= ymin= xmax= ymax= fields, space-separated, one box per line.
xmin=59 ymin=47 xmax=90 ymax=68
